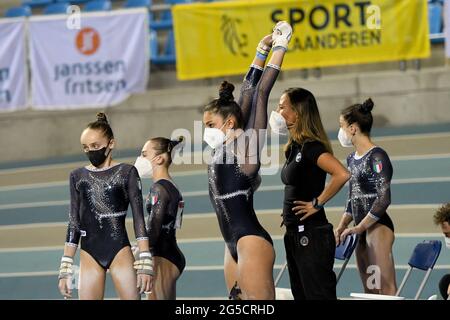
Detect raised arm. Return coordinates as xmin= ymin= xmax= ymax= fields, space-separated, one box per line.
xmin=238 ymin=35 xmax=272 ymax=126
xmin=246 ymin=21 xmax=292 ymax=133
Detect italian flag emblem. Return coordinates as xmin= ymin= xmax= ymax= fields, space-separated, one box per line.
xmin=151 ymin=194 xmax=158 ymax=205
xmin=373 ymin=160 xmax=383 ymax=173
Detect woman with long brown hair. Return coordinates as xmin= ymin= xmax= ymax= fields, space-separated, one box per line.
xmin=269 ymin=88 xmax=350 ymax=300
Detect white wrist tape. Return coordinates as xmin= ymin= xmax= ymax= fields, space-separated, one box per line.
xmin=59 ymin=256 xmax=74 ymax=279
xmin=133 ymin=251 xmax=154 ymax=276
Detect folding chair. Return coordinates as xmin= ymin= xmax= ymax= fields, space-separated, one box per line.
xmin=335 ymin=233 xmax=358 ymax=283
xmin=274 ymin=233 xmax=358 ymax=299
xmin=351 ymin=240 xmax=442 ymax=300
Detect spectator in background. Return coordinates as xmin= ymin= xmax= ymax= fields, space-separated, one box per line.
xmin=433 ymin=203 xmax=450 ymax=300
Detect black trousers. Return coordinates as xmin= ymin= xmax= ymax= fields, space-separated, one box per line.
xmin=283 ymin=223 xmax=337 ymax=300
xmin=439 ymin=274 xmax=450 ymax=300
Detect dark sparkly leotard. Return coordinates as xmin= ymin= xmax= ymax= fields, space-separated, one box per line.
xmin=344 ymin=147 xmax=394 ymax=232
xmin=145 ymin=179 xmax=186 ymax=274
xmin=65 ymin=163 xmax=148 ymax=269
xmin=208 ymin=64 xmax=280 ymax=262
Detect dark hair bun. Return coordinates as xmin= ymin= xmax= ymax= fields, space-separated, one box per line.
xmin=360 ymin=98 xmax=374 ymax=114
xmin=219 ymin=81 xmax=235 ymax=103
xmin=168 ymin=136 xmax=185 ymax=152
xmin=96 ymin=112 xmax=108 ymax=123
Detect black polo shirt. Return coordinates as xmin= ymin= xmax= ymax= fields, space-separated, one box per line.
xmin=281 ymin=140 xmax=329 ymax=228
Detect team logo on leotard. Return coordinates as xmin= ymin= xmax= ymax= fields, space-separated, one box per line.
xmin=295 ymin=152 xmax=302 ymax=163
xmin=221 ymin=15 xmax=248 ymax=58
xmin=373 ymin=160 xmax=383 ymax=173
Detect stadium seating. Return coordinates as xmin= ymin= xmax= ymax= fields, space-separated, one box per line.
xmin=84 ymin=0 xmax=112 ymax=11
xmin=43 ymin=2 xmax=70 ymax=14
xmin=4 ymin=6 xmax=32 ymax=17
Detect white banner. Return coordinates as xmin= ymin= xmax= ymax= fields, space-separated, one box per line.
xmin=29 ymin=9 xmax=149 ymax=110
xmin=0 ymin=19 xmax=27 ymax=112
xmin=446 ymin=0 xmax=450 ymax=58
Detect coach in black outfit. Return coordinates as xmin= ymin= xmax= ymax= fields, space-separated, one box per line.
xmin=269 ymin=88 xmax=350 ymax=299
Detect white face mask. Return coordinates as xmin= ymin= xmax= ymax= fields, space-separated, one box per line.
xmin=134 ymin=156 xmax=153 ymax=178
xmin=338 ymin=127 xmax=353 ymax=147
xmin=445 ymin=236 xmax=450 ymax=249
xmin=203 ymin=120 xmax=228 ymax=149
xmin=269 ymin=111 xmax=289 ymax=136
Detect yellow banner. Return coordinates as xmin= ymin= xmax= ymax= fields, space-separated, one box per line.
xmin=173 ymin=0 xmax=430 ymax=80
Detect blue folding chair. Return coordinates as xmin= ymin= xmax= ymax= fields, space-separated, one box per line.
xmin=84 ymin=0 xmax=112 ymax=11
xmin=22 ymin=0 xmax=53 ymax=8
xmin=43 ymin=3 xmax=70 ymax=15
xmin=4 ymin=6 xmax=32 ymax=17
xmin=335 ymin=233 xmax=358 ymax=283
xmin=397 ymin=240 xmax=442 ymax=299
xmin=351 ymin=240 xmax=442 ymax=300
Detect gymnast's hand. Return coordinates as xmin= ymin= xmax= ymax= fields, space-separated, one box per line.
xmin=261 ymin=34 xmax=273 ymax=48
xmin=340 ymin=225 xmax=364 ymax=243
xmin=134 ymin=251 xmax=154 ymax=294
xmin=137 ymin=273 xmax=153 ymax=295
xmin=58 ymin=278 xmax=72 ymax=299
xmin=334 ymin=227 xmax=345 ymax=246
xmin=292 ymin=200 xmax=319 ymax=221
xmin=58 ymin=256 xmax=74 ymax=299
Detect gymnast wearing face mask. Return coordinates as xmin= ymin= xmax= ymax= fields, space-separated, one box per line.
xmin=134 ymin=136 xmax=185 ymax=300
xmin=202 ymin=22 xmax=292 ymax=300
xmin=58 ymin=113 xmax=152 ymax=300
xmin=335 ymin=98 xmax=397 ymax=295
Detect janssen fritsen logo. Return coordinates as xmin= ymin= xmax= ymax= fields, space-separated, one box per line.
xmin=75 ymin=27 xmax=100 ymax=55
